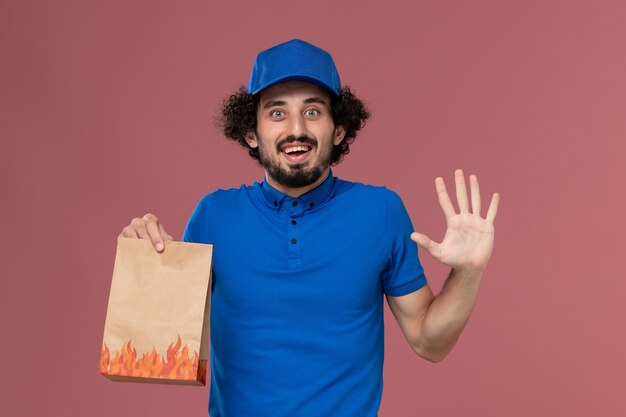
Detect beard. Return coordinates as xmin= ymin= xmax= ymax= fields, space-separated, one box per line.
xmin=257 ymin=134 xmax=333 ymax=189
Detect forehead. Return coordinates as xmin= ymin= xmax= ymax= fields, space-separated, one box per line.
xmin=258 ymin=80 xmax=331 ymax=105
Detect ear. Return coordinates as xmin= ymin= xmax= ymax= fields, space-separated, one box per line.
xmin=244 ymin=131 xmax=258 ymax=149
xmin=333 ymin=125 xmax=347 ymax=146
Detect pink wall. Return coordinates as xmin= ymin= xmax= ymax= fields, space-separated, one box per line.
xmin=2 ymin=0 xmax=624 ymax=415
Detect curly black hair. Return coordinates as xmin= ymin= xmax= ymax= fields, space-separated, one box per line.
xmin=217 ymin=86 xmax=370 ymax=165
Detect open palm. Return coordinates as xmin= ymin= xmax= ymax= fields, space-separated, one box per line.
xmin=412 ymin=169 xmax=500 ymax=272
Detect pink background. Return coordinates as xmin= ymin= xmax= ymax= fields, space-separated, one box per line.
xmin=2 ymin=1 xmax=624 ymax=416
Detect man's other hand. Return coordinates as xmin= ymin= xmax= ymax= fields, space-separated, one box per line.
xmin=411 ymin=169 xmax=500 ymax=273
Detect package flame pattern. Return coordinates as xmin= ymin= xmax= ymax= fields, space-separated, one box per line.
xmin=99 ymin=335 xmax=206 ymax=384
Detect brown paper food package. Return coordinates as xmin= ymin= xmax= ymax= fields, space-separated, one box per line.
xmin=99 ymin=237 xmax=213 ymax=386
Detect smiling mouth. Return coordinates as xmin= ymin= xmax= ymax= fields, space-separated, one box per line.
xmin=282 ymin=145 xmax=311 ymax=155
xmin=279 ymin=143 xmax=313 ymax=163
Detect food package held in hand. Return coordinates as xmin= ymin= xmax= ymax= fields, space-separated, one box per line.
xmin=99 ymin=237 xmax=213 ymax=385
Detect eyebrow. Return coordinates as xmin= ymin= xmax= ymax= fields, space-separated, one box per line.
xmin=303 ymin=97 xmax=328 ymax=105
xmin=263 ymin=100 xmax=287 ymax=109
xmin=262 ymin=96 xmax=328 ymax=109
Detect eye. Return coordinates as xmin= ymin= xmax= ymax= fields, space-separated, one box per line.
xmin=270 ymin=110 xmax=285 ymax=118
xmin=305 ymin=108 xmax=320 ymax=117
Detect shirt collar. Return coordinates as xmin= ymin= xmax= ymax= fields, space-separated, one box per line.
xmin=260 ymin=169 xmax=336 ymax=211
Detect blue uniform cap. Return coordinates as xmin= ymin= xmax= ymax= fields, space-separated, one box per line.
xmin=247 ymin=39 xmax=341 ymax=96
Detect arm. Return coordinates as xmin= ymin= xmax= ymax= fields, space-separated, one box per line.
xmin=387 ymin=169 xmax=499 ymax=363
xmin=387 ymin=268 xmax=482 ymax=363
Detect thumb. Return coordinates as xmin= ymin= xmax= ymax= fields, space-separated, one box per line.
xmin=411 ymin=232 xmax=438 ymax=257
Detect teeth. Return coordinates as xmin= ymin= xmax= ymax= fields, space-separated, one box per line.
xmin=283 ymin=146 xmax=310 ymax=154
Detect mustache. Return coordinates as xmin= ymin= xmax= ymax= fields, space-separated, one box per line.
xmin=276 ymin=136 xmax=317 ymax=150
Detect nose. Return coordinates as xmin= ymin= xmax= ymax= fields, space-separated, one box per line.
xmin=286 ymin=112 xmax=307 ymax=138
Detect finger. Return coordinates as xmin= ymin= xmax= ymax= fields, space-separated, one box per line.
xmin=435 ymin=177 xmax=456 ymax=220
xmin=130 ymin=217 xmax=150 ymax=240
xmin=411 ymin=232 xmax=441 ymax=260
xmin=119 ymin=225 xmax=139 ymax=238
xmin=470 ymin=174 xmax=481 ymax=216
xmin=455 ymin=169 xmax=469 ymax=213
xmin=143 ymin=214 xmax=165 ymax=252
xmin=486 ymin=193 xmax=500 ymax=224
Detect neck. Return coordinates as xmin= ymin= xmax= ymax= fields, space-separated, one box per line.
xmin=265 ymin=168 xmax=331 ymax=198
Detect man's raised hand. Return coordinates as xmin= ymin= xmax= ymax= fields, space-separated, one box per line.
xmin=119 ymin=213 xmax=174 ymax=252
xmin=411 ymin=169 xmax=499 ymax=272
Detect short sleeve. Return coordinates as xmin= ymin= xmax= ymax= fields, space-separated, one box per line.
xmin=381 ymin=189 xmax=428 ymax=296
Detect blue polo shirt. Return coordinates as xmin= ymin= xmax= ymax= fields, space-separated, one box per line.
xmin=183 ymin=171 xmax=427 ymax=417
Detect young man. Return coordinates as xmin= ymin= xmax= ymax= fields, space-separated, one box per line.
xmin=120 ymin=39 xmax=500 ymax=417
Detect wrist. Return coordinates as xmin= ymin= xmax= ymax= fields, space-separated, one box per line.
xmin=451 ymin=266 xmax=485 ymax=281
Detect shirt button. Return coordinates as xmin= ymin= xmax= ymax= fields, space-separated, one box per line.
xmin=309 ymin=202 xmax=315 ymax=208
xmin=292 ymin=201 xmax=298 ymax=207
xmin=273 ymin=201 xmax=278 ymax=207
xmin=291 ymin=220 xmax=297 ymax=225
xmin=291 ymin=238 xmax=297 ymax=244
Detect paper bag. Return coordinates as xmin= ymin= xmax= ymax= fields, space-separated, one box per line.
xmin=99 ymin=237 xmax=212 ymax=385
